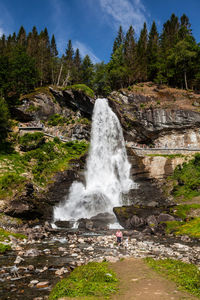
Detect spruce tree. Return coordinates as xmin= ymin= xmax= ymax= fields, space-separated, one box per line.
xmin=147 ymin=21 xmax=159 ymax=81
xmin=124 ymin=25 xmax=137 ymax=84
xmin=81 ymin=55 xmax=94 ymax=87
xmin=17 ymin=26 xmax=26 ymax=47
xmin=137 ymin=22 xmax=148 ymax=81
xmin=112 ymin=25 xmax=124 ymax=54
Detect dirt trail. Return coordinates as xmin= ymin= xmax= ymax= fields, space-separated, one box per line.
xmin=110 ymin=258 xmax=198 ymax=300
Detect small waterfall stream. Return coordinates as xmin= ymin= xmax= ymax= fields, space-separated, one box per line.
xmin=54 ymin=98 xmax=136 ymax=221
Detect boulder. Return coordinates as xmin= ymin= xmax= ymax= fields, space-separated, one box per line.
xmin=55 ymin=220 xmax=73 ymax=228
xmin=157 ymin=213 xmax=175 ymax=223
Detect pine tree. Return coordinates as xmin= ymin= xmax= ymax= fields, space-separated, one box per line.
xmin=112 ymin=25 xmax=124 ymax=54
xmin=38 ymin=28 xmax=51 ymax=86
xmin=147 ymin=21 xmax=159 ymax=81
xmin=81 ymin=55 xmax=94 ymax=87
xmin=73 ymin=48 xmax=82 ymax=83
xmin=17 ymin=26 xmax=26 ymax=47
xmin=124 ymin=25 xmax=137 ymax=85
xmin=50 ymin=34 xmax=58 ymax=84
xmin=137 ymin=22 xmax=148 ymax=81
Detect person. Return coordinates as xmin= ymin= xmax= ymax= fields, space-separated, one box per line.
xmin=115 ymin=229 xmax=123 ymax=245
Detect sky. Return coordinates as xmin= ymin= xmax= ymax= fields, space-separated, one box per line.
xmin=0 ymin=0 xmax=200 ymax=63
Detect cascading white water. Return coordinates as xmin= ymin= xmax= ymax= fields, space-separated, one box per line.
xmin=54 ymin=98 xmax=136 ymax=221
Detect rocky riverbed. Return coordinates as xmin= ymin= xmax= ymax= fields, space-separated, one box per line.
xmin=1 ymin=224 xmax=200 ymax=300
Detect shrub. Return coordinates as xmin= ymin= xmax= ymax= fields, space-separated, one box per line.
xmin=19 ymin=132 xmax=45 ymax=151
xmin=48 ymin=114 xmax=67 ymax=126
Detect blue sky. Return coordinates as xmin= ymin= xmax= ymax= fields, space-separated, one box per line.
xmin=0 ymin=0 xmax=200 ymax=63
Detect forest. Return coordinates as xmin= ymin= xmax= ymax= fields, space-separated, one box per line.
xmin=1 ymin=12 xmax=200 ymax=139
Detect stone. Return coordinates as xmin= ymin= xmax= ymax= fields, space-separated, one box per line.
xmin=24 ymin=249 xmax=40 ymax=257
xmin=30 ymin=280 xmax=39 ymax=285
xmin=55 ymin=220 xmax=73 ymax=228
xmin=36 ymin=281 xmax=49 ymax=288
xmin=14 ymin=256 xmax=24 ymax=264
xmin=157 ymin=213 xmax=175 ymax=223
xmin=27 ymin=265 xmax=34 ymax=271
xmin=146 ymin=215 xmax=158 ymax=227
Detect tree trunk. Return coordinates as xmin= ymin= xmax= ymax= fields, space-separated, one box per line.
xmin=57 ymin=64 xmax=63 ymax=86
xmin=184 ymin=70 xmax=188 ymax=90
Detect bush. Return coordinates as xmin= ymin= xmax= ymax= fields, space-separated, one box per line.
xmin=19 ymin=132 xmax=45 ymax=151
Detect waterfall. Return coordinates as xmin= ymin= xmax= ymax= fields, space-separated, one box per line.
xmin=54 ymin=98 xmax=136 ymax=221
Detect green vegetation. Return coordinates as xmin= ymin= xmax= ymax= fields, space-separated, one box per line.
xmin=0 ymin=97 xmax=9 ymax=141
xmin=0 ymin=227 xmax=26 ymax=242
xmin=171 ymin=203 xmax=200 ymax=219
xmin=64 ymin=84 xmax=95 ymax=98
xmin=47 ymin=114 xmax=67 ymax=126
xmin=164 ymin=204 xmax=200 ymax=238
xmin=0 ymin=243 xmax=11 ymax=253
xmin=172 ymin=153 xmax=200 ymax=200
xmin=0 ymin=139 xmax=88 ymax=197
xmin=165 ymin=218 xmax=200 ymax=238
xmin=147 ymin=154 xmax=185 ymax=158
xmin=19 ymin=132 xmax=45 ymax=151
xmin=145 ymin=258 xmax=200 ymax=298
xmin=49 ymin=262 xmax=118 ymax=300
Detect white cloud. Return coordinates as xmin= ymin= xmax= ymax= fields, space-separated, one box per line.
xmin=99 ymin=0 xmax=148 ymax=35
xmin=74 ymin=41 xmax=101 ymax=64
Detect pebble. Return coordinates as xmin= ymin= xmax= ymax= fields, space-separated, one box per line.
xmin=36 ymin=281 xmax=49 ymax=288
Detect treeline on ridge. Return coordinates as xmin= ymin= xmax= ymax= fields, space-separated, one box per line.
xmin=1 ymin=13 xmax=200 ymax=105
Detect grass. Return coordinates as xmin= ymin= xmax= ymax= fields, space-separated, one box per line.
xmin=63 ymin=84 xmax=95 ymax=98
xmin=147 ymin=154 xmax=185 ymax=158
xmin=0 ymin=139 xmax=88 ymax=197
xmin=0 ymin=243 xmax=11 ymax=253
xmin=171 ymin=204 xmax=200 ymax=219
xmin=0 ymin=227 xmax=26 ymax=242
xmin=145 ymin=258 xmax=200 ymax=298
xmin=49 ymin=262 xmax=118 ymax=300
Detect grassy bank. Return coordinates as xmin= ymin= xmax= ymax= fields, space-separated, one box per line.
xmin=171 ymin=153 xmax=200 ymax=200
xmin=49 ymin=262 xmax=118 ymax=300
xmin=145 ymin=258 xmax=200 ymax=298
xmin=0 ymin=133 xmax=88 ymax=198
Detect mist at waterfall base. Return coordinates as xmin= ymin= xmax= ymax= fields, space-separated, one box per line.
xmin=54 ymin=98 xmax=137 ymax=225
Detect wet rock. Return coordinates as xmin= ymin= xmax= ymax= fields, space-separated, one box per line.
xmin=55 ymin=220 xmax=73 ymax=228
xmin=78 ymin=218 xmax=93 ymax=230
xmin=90 ymin=212 xmax=116 ymax=230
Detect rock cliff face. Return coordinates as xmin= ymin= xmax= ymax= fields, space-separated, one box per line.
xmin=108 ymin=87 xmax=200 ymax=148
